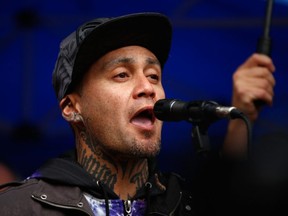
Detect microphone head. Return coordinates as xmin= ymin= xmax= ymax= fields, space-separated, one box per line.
xmin=153 ymin=99 xmax=190 ymax=121
xmin=154 ymin=98 xmax=243 ymax=124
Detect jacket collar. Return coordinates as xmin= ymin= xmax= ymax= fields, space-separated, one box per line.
xmin=30 ymin=149 xmax=168 ymax=199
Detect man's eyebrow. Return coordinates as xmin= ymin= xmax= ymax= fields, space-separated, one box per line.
xmin=102 ymin=56 xmax=160 ymax=70
xmin=146 ymin=57 xmax=161 ymax=67
xmin=102 ymin=57 xmax=135 ymax=70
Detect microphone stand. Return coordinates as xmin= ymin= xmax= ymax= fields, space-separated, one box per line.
xmin=254 ymin=0 xmax=274 ymax=107
xmin=189 ymin=111 xmax=252 ymax=160
xmin=190 ymin=120 xmax=212 ymax=159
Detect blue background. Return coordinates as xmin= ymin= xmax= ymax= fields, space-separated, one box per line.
xmin=0 ymin=0 xmax=288 ymax=180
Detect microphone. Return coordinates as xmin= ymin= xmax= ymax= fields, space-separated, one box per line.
xmin=153 ymin=99 xmax=243 ymax=122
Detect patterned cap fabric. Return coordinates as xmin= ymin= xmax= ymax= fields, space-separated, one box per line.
xmin=52 ymin=12 xmax=173 ymax=101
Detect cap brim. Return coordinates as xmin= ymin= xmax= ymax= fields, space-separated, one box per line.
xmin=73 ymin=12 xmax=172 ymax=80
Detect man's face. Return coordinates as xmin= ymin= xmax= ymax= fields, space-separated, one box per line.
xmin=76 ymin=46 xmax=165 ymax=159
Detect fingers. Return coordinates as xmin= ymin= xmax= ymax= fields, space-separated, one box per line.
xmin=238 ymin=53 xmax=276 ymax=73
xmin=231 ymin=53 xmax=276 ymax=121
xmin=233 ymin=67 xmax=275 ymax=103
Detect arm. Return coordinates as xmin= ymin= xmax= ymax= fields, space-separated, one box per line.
xmin=223 ymin=53 xmax=276 ymax=158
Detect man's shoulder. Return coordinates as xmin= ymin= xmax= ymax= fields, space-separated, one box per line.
xmin=0 ymin=178 xmax=41 ymax=215
xmin=151 ymin=171 xmax=197 ymax=215
xmin=160 ymin=171 xmax=190 ymax=190
xmin=0 ymin=178 xmax=39 ymax=201
xmin=0 ymin=178 xmax=88 ymax=215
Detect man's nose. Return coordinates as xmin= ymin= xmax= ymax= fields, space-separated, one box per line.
xmin=133 ymin=76 xmax=156 ymax=99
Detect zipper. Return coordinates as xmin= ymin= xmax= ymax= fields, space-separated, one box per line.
xmin=124 ymin=200 xmax=132 ymax=216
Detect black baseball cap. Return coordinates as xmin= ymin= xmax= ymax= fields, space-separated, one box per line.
xmin=52 ymin=12 xmax=173 ymax=101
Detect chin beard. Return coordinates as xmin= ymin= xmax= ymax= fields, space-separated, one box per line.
xmin=103 ymin=138 xmax=162 ymax=159
xmin=82 ymin=125 xmax=162 ymax=159
xmin=128 ymin=138 xmax=162 ymax=158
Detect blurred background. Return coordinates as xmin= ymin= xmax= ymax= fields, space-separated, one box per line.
xmin=0 ymin=0 xmax=288 ymax=183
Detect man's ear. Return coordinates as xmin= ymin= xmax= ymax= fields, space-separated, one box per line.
xmin=60 ymin=96 xmax=83 ymax=123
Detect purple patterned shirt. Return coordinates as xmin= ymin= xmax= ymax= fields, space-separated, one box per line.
xmin=84 ymin=193 xmax=147 ymax=216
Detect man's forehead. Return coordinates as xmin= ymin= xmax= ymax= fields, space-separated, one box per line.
xmin=98 ymin=46 xmax=161 ymax=69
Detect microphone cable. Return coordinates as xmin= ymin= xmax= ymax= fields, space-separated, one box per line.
xmin=236 ymin=111 xmax=253 ymax=160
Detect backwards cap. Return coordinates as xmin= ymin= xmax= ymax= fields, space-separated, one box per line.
xmin=52 ymin=12 xmax=173 ymax=101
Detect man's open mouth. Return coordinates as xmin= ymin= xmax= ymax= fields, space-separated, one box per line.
xmin=130 ymin=108 xmax=155 ymax=128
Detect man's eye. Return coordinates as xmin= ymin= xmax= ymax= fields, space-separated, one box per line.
xmin=116 ymin=72 xmax=128 ymax=78
xmin=149 ymin=74 xmax=159 ymax=81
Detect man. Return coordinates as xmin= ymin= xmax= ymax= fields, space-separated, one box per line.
xmin=0 ymin=12 xmax=275 ymax=215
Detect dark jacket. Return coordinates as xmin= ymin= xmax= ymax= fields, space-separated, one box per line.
xmin=0 ymin=151 xmax=197 ymax=216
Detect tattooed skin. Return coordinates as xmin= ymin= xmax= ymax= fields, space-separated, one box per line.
xmin=76 ymin=125 xmax=117 ymax=189
xmin=75 ymin=121 xmax=149 ymax=195
xmin=81 ymin=149 xmax=117 ymax=189
xmin=130 ymin=160 xmax=148 ymax=190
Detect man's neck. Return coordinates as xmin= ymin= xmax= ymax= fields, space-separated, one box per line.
xmin=77 ymin=145 xmax=149 ymax=200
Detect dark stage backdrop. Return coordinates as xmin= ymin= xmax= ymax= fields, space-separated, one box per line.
xmin=0 ymin=0 xmax=288 ymax=185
